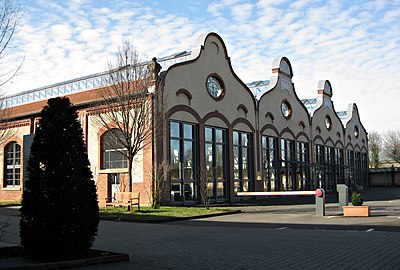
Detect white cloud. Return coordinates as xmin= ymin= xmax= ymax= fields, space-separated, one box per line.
xmin=230 ymin=3 xmax=254 ymax=21
xmin=3 ymin=0 xmax=400 ymax=134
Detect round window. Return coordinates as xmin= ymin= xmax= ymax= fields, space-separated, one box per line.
xmin=325 ymin=116 xmax=332 ymax=130
xmin=281 ymin=101 xmax=292 ymax=118
xmin=354 ymin=126 xmax=359 ymax=138
xmin=206 ymin=76 xmax=224 ymax=99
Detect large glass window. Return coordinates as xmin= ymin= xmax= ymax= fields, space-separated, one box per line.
xmin=347 ymin=150 xmax=355 ymax=188
xmin=101 ymin=129 xmax=128 ymax=169
xmin=314 ymin=144 xmax=324 ymax=189
xmin=280 ymin=139 xmax=295 ymax=191
xmin=262 ymin=136 xmax=278 ymax=191
xmin=325 ymin=146 xmax=335 ymax=191
xmin=335 ymin=148 xmax=345 ymax=185
xmin=296 ymin=142 xmax=310 ymax=190
xmin=4 ymin=142 xmax=21 ymax=187
xmin=355 ymin=151 xmax=361 ymax=187
xmin=233 ymin=131 xmax=252 ymax=194
xmin=170 ymin=121 xmax=197 ymax=203
xmin=361 ymin=153 xmax=368 ymax=187
xmin=205 ymin=127 xmax=227 ymax=202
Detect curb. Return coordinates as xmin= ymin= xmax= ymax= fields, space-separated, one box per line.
xmin=0 ymin=204 xmax=21 ymax=208
xmin=100 ymin=209 xmax=242 ymax=223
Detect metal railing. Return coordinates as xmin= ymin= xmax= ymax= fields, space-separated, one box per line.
xmin=1 ymin=51 xmax=192 ymax=108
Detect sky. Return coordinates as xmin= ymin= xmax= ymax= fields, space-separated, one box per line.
xmin=3 ymin=0 xmax=400 ymax=134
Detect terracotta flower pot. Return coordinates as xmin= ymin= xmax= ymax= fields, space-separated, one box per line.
xmin=343 ymin=205 xmax=370 ymax=217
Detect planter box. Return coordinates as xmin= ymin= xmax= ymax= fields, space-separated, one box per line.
xmin=343 ymin=205 xmax=370 ymax=217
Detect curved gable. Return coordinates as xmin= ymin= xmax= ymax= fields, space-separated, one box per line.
xmin=311 ymin=80 xmax=345 ymax=144
xmin=344 ymin=103 xmax=368 ymax=152
xmin=164 ymin=33 xmax=256 ymax=128
xmin=259 ymin=56 xmax=311 ymax=137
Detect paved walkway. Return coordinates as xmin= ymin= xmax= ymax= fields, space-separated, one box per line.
xmin=1 ymin=188 xmax=400 ymax=269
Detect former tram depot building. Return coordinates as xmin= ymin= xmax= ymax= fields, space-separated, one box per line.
xmin=0 ymin=32 xmax=368 ymax=206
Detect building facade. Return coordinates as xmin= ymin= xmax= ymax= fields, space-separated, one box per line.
xmin=0 ymin=32 xmax=368 ymax=205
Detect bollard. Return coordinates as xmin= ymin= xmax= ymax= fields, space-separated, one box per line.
xmin=337 ymin=184 xmax=348 ymax=208
xmin=315 ymin=188 xmax=325 ymax=216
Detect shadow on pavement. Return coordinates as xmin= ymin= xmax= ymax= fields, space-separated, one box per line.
xmin=169 ymin=219 xmax=400 ymax=232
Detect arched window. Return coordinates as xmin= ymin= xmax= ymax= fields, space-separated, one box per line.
xmin=101 ymin=129 xmax=127 ymax=169
xmin=4 ymin=142 xmax=21 ymax=187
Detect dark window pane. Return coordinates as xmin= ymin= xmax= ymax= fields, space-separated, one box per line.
xmin=216 ymin=145 xmax=223 ymax=179
xmin=170 ymin=122 xmax=180 ymax=138
xmin=101 ymin=129 xmax=128 ymax=169
xmin=262 ymin=136 xmax=267 ymax=149
xmin=242 ymin=148 xmax=248 ymax=180
xmin=184 ymin=182 xmax=194 ymax=201
xmin=215 ymin=129 xmax=223 ymax=143
xmin=233 ymin=146 xmax=239 ymax=179
xmin=217 ymin=182 xmax=225 ymax=199
xmin=183 ymin=124 xmax=193 ymax=139
xmin=172 ymin=183 xmax=181 ymax=202
xmin=242 ymin=133 xmax=249 ymax=146
xmin=205 ymin=143 xmax=213 ymax=180
xmin=183 ymin=141 xmax=193 ymax=179
xmin=170 ymin=140 xmax=180 ymax=179
xmin=233 ymin=131 xmax=239 ymax=145
xmin=205 ymin=127 xmax=212 ymax=142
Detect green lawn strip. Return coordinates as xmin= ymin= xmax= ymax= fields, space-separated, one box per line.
xmin=0 ymin=201 xmax=21 ymax=206
xmin=99 ymin=206 xmax=234 ymax=221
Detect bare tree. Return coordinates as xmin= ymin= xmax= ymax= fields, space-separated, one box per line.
xmin=199 ymin=167 xmax=211 ymax=210
xmin=383 ymin=130 xmax=400 ymax=163
xmin=0 ymin=0 xmax=23 ymax=143
xmin=143 ymin=160 xmax=170 ymax=209
xmin=93 ymin=39 xmax=162 ymax=192
xmin=368 ymin=131 xmax=382 ymax=168
xmin=0 ymin=0 xmax=22 ymax=87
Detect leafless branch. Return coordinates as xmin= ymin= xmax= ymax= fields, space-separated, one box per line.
xmin=0 ymin=0 xmax=22 ymax=145
xmin=92 ymin=38 xmax=164 ymax=192
xmin=383 ymin=130 xmax=400 ymax=163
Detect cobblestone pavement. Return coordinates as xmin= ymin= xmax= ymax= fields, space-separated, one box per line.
xmin=1 ymin=188 xmax=400 ymax=269
xmin=65 ymin=188 xmax=400 ymax=269
xmin=84 ymin=218 xmax=400 ymax=270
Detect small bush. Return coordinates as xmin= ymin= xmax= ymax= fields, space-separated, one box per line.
xmin=351 ymin=192 xmax=363 ymax=206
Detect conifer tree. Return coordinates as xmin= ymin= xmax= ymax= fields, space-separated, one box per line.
xmin=20 ymin=97 xmax=99 ymax=261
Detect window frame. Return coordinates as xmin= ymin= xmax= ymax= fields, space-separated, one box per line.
xmin=101 ymin=129 xmax=128 ymax=170
xmin=204 ymin=126 xmax=228 ymax=202
xmin=3 ymin=142 xmax=21 ymax=188
xmin=233 ymin=130 xmax=253 ymax=194
xmin=261 ymin=135 xmax=278 ymax=191
xmin=170 ymin=121 xmax=198 ymax=204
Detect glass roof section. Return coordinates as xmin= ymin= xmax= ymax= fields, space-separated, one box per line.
xmin=246 ymin=80 xmax=270 ymax=96
xmin=301 ymin=98 xmax=317 ymax=112
xmin=336 ymin=111 xmax=348 ymax=121
xmin=1 ymin=51 xmax=192 ymax=108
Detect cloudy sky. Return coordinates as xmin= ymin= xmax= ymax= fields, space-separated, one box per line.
xmin=4 ymin=0 xmax=400 ymax=134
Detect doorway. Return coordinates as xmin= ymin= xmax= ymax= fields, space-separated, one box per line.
xmin=107 ymin=173 xmax=120 ymax=201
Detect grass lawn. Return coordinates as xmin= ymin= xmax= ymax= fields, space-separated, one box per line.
xmin=0 ymin=201 xmax=21 ymax=206
xmin=99 ymin=206 xmax=236 ymax=222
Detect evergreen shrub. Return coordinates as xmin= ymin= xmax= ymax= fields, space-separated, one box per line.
xmin=20 ymin=97 xmax=99 ymax=261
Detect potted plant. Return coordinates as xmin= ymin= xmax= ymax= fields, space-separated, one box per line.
xmin=342 ymin=192 xmax=370 ymax=217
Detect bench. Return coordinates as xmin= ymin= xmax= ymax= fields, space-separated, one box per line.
xmin=105 ymin=191 xmax=140 ymax=214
